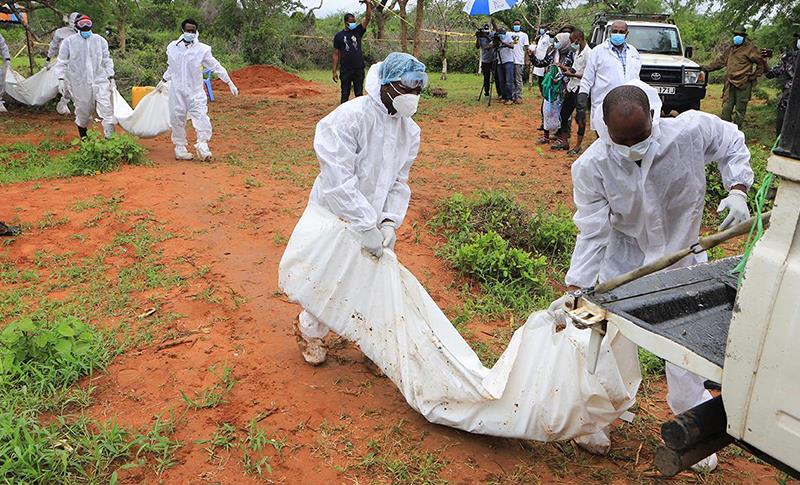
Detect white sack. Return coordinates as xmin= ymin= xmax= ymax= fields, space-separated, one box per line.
xmin=5 ymin=66 xmax=60 ymax=106
xmin=543 ymin=99 xmax=562 ymax=132
xmin=279 ymin=204 xmax=642 ymax=441
xmin=112 ymin=87 xmax=171 ymax=139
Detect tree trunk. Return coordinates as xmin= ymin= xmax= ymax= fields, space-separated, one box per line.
xmin=118 ymin=21 xmax=127 ymax=54
xmin=412 ymin=0 xmax=425 ymax=58
xmin=398 ymin=0 xmax=408 ymax=52
xmin=440 ymin=37 xmax=447 ymax=80
xmin=376 ymin=13 xmax=387 ymax=39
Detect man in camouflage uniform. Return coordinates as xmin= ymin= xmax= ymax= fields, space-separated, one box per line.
xmin=703 ymin=26 xmax=766 ymax=126
xmin=765 ymin=32 xmax=799 ymax=135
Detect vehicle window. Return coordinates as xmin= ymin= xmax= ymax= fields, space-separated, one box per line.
xmin=605 ymin=25 xmax=682 ymax=55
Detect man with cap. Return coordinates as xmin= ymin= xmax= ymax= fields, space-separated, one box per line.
xmin=0 ymin=32 xmax=10 ymax=113
xmin=702 ymin=26 xmax=766 ymax=126
xmin=47 ymin=12 xmax=81 ymax=115
xmin=54 ymin=15 xmax=116 ymax=139
xmin=332 ymin=3 xmax=373 ymax=104
xmin=295 ymin=52 xmax=428 ymax=365
xmin=765 ymin=31 xmax=799 ymax=135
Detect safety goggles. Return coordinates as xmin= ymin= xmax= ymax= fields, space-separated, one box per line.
xmin=399 ymin=71 xmax=429 ymax=90
xmin=76 ymin=17 xmax=93 ymax=30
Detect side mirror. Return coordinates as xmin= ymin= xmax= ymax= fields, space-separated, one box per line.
xmin=685 ymin=46 xmax=693 ymax=58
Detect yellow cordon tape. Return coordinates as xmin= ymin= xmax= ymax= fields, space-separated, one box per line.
xmin=290 ymin=34 xmax=476 ymax=44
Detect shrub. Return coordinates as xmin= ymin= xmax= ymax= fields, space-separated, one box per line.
xmin=453 ymin=231 xmax=547 ymax=288
xmin=0 ymin=316 xmax=109 ymax=398
xmin=66 ymin=133 xmax=148 ymax=176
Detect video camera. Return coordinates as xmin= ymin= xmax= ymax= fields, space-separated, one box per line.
xmin=475 ymin=26 xmax=509 ymax=49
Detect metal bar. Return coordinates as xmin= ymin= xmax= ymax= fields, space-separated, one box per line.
xmin=661 ymin=396 xmax=727 ymax=451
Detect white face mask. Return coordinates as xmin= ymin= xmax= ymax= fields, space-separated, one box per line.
xmin=390 ymin=84 xmax=420 ymax=117
xmin=611 ymin=135 xmax=652 ymax=162
xmin=182 ymin=32 xmax=197 ymax=43
xmin=796 ymin=38 xmax=800 ymax=50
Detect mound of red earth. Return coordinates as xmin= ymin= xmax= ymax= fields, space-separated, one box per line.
xmin=212 ymin=65 xmax=322 ymax=98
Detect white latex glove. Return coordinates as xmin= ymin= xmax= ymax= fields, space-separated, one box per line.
xmin=58 ymin=79 xmax=68 ymax=96
xmin=229 ymin=81 xmax=239 ymax=96
xmin=108 ymin=77 xmax=117 ymax=92
xmin=380 ymin=221 xmax=397 ymax=250
xmin=717 ymin=189 xmax=749 ymax=230
xmin=547 ymin=293 xmax=574 ymax=329
xmin=155 ymin=79 xmax=166 ymax=94
xmin=361 ymin=227 xmax=384 ymax=259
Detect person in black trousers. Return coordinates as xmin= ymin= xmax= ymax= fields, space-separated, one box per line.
xmin=332 ymin=4 xmax=373 ymax=104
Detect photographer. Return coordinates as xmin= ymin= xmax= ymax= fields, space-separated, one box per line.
xmin=476 ymin=24 xmax=501 ymax=98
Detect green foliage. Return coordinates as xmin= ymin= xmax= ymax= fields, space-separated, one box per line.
xmin=0 ymin=140 xmax=73 ymax=185
xmin=431 ymin=191 xmax=576 ymax=318
xmin=66 ymin=133 xmax=148 ymax=176
xmin=705 ymin=143 xmax=777 ymax=224
xmin=639 ymin=348 xmax=665 ymax=377
xmin=0 ymin=316 xmax=109 ymax=410
xmin=180 ymin=364 xmax=236 ymax=410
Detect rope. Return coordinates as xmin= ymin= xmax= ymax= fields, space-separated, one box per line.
xmin=289 ymin=34 xmax=476 ymax=44
xmin=731 ymin=136 xmax=780 ymax=285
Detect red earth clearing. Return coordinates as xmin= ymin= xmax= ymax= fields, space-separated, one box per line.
xmin=213 ymin=64 xmax=323 ymax=98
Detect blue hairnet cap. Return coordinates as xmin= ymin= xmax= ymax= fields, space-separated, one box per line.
xmin=379 ymin=52 xmax=428 ymax=88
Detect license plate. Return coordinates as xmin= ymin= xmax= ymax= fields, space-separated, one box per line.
xmin=657 ymin=86 xmax=676 ymax=95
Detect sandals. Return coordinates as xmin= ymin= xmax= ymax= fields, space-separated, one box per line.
xmin=551 ymin=139 xmax=568 ymax=150
xmin=537 ymin=136 xmax=550 ymax=144
xmin=567 ymin=147 xmax=583 ymax=156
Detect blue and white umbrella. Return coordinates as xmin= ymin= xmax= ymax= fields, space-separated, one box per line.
xmin=462 ymin=0 xmax=517 ymax=16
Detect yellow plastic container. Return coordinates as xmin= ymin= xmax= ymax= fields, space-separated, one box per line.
xmin=131 ymin=86 xmax=155 ymax=108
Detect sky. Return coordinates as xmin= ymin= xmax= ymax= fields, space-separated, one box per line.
xmin=298 ymin=0 xmax=416 ymax=19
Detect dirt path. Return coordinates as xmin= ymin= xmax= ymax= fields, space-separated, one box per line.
xmin=0 ymin=80 xmax=787 ymax=484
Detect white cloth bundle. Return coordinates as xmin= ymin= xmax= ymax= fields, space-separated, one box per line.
xmin=279 ymin=203 xmax=641 ymax=441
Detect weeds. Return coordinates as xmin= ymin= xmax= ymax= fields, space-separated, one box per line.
xmin=180 ymin=364 xmax=236 ymax=410
xmin=66 ymin=133 xmax=148 ymax=176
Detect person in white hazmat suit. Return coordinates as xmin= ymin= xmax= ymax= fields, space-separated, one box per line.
xmin=0 ymin=32 xmax=10 ymax=113
xmin=54 ymin=15 xmax=116 ymax=139
xmin=47 ymin=12 xmax=81 ymax=115
xmin=295 ymin=52 xmax=428 ymax=365
xmin=155 ymin=18 xmax=239 ymax=162
xmin=577 ymin=20 xmax=641 ymax=139
xmin=552 ymin=80 xmax=753 ymax=471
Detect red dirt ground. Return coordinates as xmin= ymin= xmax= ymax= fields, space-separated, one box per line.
xmin=1 ymin=79 xmax=793 ymax=484
xmin=213 ymin=65 xmax=323 ymax=98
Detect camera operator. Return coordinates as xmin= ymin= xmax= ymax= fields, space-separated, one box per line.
xmin=476 ymin=24 xmax=501 ymax=98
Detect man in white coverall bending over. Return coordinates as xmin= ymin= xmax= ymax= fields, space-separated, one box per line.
xmin=47 ymin=12 xmax=80 ymax=115
xmin=156 ymin=18 xmax=239 ymax=162
xmin=295 ymin=52 xmax=428 ymax=365
xmin=554 ymin=81 xmax=753 ymax=471
xmin=55 ymin=15 xmax=116 ymax=139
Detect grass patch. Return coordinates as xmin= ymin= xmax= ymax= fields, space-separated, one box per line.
xmin=430 ymin=191 xmax=576 ymax=320
xmin=180 ymin=364 xmax=236 ymax=410
xmin=0 ymin=134 xmax=148 ymax=185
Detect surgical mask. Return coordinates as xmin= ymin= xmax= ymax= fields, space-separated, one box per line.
xmin=348 ymin=22 xmax=358 ymax=30
xmin=553 ymin=42 xmax=561 ymax=49
xmin=571 ymin=42 xmax=579 ymax=51
xmin=733 ymin=35 xmax=744 ymax=46
xmin=539 ymin=28 xmax=546 ymax=35
xmin=611 ymin=135 xmax=653 ymax=162
xmin=390 ymin=85 xmax=420 ymax=117
xmin=513 ymin=25 xmax=521 ymax=32
xmin=610 ymin=33 xmax=626 ymax=46
xmin=796 ymin=38 xmax=800 ymax=50
xmin=80 ymin=31 xmax=92 ymax=39
xmin=182 ymin=32 xmax=197 ymax=43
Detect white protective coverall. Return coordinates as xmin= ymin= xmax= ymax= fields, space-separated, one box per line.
xmin=0 ymin=33 xmax=9 ymax=112
xmin=298 ymin=62 xmax=421 ymax=341
xmin=163 ymin=37 xmax=232 ymax=153
xmin=579 ymin=39 xmax=642 ymax=137
xmin=566 ymin=80 xmax=753 ymax=463
xmin=48 ymin=21 xmax=78 ymax=114
xmin=54 ymin=33 xmax=115 ymax=136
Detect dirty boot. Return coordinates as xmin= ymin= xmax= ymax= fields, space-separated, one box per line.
xmin=294 ymin=318 xmax=327 ymax=366
xmin=195 ymin=142 xmax=212 ymax=162
xmin=77 ymin=124 xmax=88 ymax=140
xmin=174 ymin=145 xmax=194 ymax=160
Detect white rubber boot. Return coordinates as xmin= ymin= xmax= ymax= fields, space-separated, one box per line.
xmin=103 ymin=125 xmax=115 ymax=139
xmin=0 ymin=101 xmax=7 ymax=113
xmin=195 ymin=142 xmax=212 ymax=162
xmin=174 ymin=145 xmax=194 ymax=160
xmin=56 ymin=97 xmax=71 ymax=115
xmin=691 ymin=453 xmax=718 ymax=473
xmin=294 ymin=315 xmax=328 ymax=366
xmin=574 ymin=427 xmax=612 ymax=455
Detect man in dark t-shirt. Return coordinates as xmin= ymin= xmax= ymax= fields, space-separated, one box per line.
xmin=333 ymin=5 xmax=372 ymax=104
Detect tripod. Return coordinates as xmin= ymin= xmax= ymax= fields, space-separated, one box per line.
xmin=477 ymin=39 xmax=504 ymax=107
